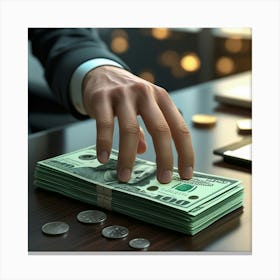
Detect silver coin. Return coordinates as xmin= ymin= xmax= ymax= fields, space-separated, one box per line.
xmin=102 ymin=225 xmax=129 ymax=239
xmin=77 ymin=210 xmax=107 ymax=224
xmin=129 ymin=238 xmax=150 ymax=249
xmin=41 ymin=221 xmax=69 ymax=235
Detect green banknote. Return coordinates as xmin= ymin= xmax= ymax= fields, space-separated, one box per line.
xmin=34 ymin=146 xmax=244 ymax=235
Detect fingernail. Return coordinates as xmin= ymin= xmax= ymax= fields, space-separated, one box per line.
xmin=182 ymin=166 xmax=193 ymax=179
xmin=159 ymin=170 xmax=172 ymax=184
xmin=119 ymin=168 xmax=131 ymax=182
xmin=99 ymin=151 xmax=109 ymax=163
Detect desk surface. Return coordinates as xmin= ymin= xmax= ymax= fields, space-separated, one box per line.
xmin=28 ymin=71 xmax=252 ymax=252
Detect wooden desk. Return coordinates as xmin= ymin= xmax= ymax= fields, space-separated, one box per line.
xmin=28 ymin=71 xmax=251 ymax=252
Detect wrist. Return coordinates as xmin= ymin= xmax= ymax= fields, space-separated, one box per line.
xmin=70 ymin=59 xmax=124 ymax=115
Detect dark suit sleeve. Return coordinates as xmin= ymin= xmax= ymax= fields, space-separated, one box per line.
xmin=28 ymin=28 xmax=130 ymax=119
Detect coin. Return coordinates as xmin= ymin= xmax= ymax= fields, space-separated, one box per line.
xmin=77 ymin=210 xmax=107 ymax=224
xmin=129 ymin=238 xmax=150 ymax=249
xmin=41 ymin=221 xmax=69 ymax=235
xmin=192 ymin=114 xmax=217 ymax=127
xmin=102 ymin=225 xmax=129 ymax=239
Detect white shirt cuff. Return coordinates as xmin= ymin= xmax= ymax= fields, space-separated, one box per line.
xmin=70 ymin=58 xmax=124 ymax=115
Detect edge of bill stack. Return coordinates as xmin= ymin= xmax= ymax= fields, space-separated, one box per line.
xmin=33 ymin=145 xmax=244 ymax=236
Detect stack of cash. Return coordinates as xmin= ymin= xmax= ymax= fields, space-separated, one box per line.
xmin=34 ymin=146 xmax=244 ymax=235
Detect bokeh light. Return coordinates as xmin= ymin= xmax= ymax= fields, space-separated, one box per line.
xmin=111 ymin=37 xmax=129 ymax=54
xmin=138 ymin=71 xmax=155 ymax=84
xmin=216 ymin=56 xmax=235 ymax=74
xmin=180 ymin=53 xmax=201 ymax=72
xmin=151 ymin=28 xmax=171 ymax=40
xmin=110 ymin=29 xmax=129 ymax=54
xmin=225 ymin=37 xmax=243 ymax=53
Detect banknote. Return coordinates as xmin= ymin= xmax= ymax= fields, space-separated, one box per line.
xmin=35 ymin=146 xmax=242 ymax=212
xmin=34 ymin=146 xmax=244 ymax=235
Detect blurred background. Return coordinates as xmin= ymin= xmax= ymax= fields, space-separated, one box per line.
xmin=98 ymin=28 xmax=251 ymax=90
xmin=28 ymin=28 xmax=252 ymax=133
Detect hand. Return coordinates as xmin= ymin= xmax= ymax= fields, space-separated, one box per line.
xmin=82 ymin=65 xmax=194 ymax=183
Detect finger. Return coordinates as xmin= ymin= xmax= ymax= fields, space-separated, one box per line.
xmin=137 ymin=126 xmax=148 ymax=154
xmin=115 ymin=100 xmax=140 ymax=182
xmin=156 ymin=87 xmax=194 ymax=179
xmin=138 ymin=97 xmax=173 ymax=184
xmin=91 ymin=94 xmax=114 ymax=164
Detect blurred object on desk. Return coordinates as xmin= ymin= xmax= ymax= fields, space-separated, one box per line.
xmin=214 ymin=71 xmax=251 ymax=108
xmin=192 ymin=114 xmax=217 ymax=128
xmin=237 ymin=118 xmax=252 ymax=134
xmin=213 ymin=137 xmax=252 ymax=169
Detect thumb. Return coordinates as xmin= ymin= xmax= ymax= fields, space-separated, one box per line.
xmin=137 ymin=126 xmax=147 ymax=154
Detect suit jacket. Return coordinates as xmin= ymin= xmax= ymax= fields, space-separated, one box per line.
xmin=28 ymin=28 xmax=129 ymax=119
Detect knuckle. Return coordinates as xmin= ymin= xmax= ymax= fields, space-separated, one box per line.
xmin=131 ymin=82 xmax=152 ymax=98
xmin=121 ymin=121 xmax=139 ymax=135
xmin=131 ymin=81 xmax=148 ymax=91
xmin=177 ymin=122 xmax=191 ymax=137
xmin=114 ymin=85 xmax=126 ymax=96
xmin=153 ymin=122 xmax=171 ymax=135
xmin=158 ymin=86 xmax=169 ymax=96
xmin=111 ymin=86 xmax=130 ymax=103
xmin=154 ymin=87 xmax=171 ymax=104
xmin=157 ymin=86 xmax=169 ymax=98
xmin=96 ymin=118 xmax=114 ymax=130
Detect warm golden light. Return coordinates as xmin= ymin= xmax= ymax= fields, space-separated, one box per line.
xmin=111 ymin=29 xmax=128 ymax=39
xmin=216 ymin=57 xmax=235 ymax=74
xmin=159 ymin=50 xmax=180 ymax=67
xmin=151 ymin=28 xmax=171 ymax=40
xmin=180 ymin=53 xmax=201 ymax=72
xmin=111 ymin=37 xmax=129 ymax=53
xmin=225 ymin=37 xmax=243 ymax=53
xmin=138 ymin=71 xmax=155 ymax=84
